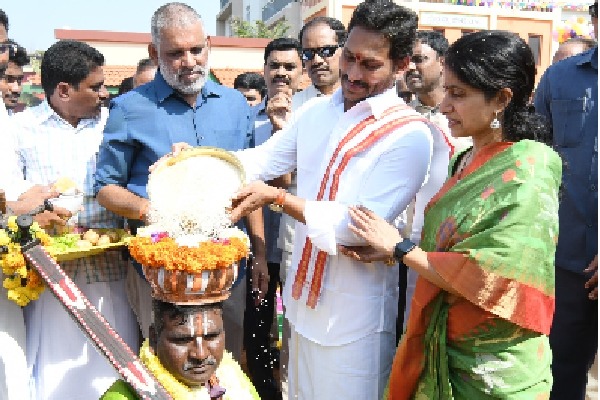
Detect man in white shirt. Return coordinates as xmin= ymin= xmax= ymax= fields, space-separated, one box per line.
xmin=229 ymin=2 xmax=433 ymax=399
xmin=12 ymin=40 xmax=138 ymax=400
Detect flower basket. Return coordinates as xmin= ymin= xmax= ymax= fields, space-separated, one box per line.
xmin=142 ymin=262 xmax=238 ymax=305
xmin=130 ymin=146 xmax=250 ymax=305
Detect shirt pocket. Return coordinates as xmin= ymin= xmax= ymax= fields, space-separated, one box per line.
xmin=550 ymin=98 xmax=587 ymax=147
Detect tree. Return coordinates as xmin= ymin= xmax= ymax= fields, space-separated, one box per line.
xmin=29 ymin=50 xmax=44 ymax=75
xmin=230 ymin=17 xmax=290 ymax=39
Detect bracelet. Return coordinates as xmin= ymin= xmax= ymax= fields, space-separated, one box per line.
xmin=274 ymin=188 xmax=287 ymax=207
xmin=384 ymin=257 xmax=396 ymax=266
xmin=269 ymin=188 xmax=287 ymax=213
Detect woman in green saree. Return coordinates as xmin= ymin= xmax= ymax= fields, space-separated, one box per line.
xmin=340 ymin=30 xmax=562 ymax=399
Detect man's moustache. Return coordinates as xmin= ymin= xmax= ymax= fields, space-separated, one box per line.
xmin=341 ymin=74 xmax=368 ymax=89
xmin=182 ymin=357 xmax=217 ymax=370
xmin=272 ymin=77 xmax=290 ymax=85
xmin=178 ymin=66 xmax=206 ymax=77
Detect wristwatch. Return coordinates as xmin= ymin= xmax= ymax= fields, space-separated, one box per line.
xmin=268 ymin=188 xmax=287 ymax=213
xmin=393 ymin=238 xmax=416 ymax=263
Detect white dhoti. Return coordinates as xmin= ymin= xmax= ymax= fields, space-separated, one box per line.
xmin=24 ymin=275 xmax=138 ymax=400
xmin=288 ymin=327 xmax=395 ymax=400
xmin=0 ymin=284 xmax=29 ymax=400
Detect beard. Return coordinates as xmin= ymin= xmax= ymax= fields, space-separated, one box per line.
xmin=158 ymin=57 xmax=209 ymax=95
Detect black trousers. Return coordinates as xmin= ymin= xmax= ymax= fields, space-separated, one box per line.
xmin=550 ymin=267 xmax=598 ymax=400
xmin=244 ymin=261 xmax=282 ymax=400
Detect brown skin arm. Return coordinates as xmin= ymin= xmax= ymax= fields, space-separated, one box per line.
xmin=8 ymin=185 xmax=71 ymax=229
xmin=230 ymin=181 xmax=305 ymax=225
xmin=96 ymin=184 xmax=149 ymax=222
xmin=268 ymin=173 xmax=292 ymax=189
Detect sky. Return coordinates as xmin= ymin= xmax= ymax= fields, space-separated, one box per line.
xmin=2 ymin=0 xmax=221 ymax=52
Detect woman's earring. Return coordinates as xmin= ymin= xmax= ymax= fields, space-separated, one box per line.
xmin=490 ymin=111 xmax=501 ymax=129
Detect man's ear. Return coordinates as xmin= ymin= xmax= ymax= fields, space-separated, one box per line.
xmin=148 ymin=43 xmax=158 ymax=64
xmin=56 ymin=82 xmax=71 ymax=100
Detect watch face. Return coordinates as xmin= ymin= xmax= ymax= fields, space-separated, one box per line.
xmin=394 ymin=239 xmax=415 ymax=260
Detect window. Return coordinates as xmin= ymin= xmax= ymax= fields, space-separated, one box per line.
xmin=528 ymin=34 xmax=542 ymax=66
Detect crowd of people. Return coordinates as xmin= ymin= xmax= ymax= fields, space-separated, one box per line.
xmin=0 ymin=0 xmax=597 ymax=399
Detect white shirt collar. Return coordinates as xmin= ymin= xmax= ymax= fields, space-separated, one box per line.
xmin=331 ymin=86 xmax=402 ymax=120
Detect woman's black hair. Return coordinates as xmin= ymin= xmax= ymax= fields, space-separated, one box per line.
xmin=445 ymin=30 xmax=552 ymax=145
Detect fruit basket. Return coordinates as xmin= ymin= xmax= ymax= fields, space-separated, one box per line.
xmin=50 ymin=228 xmax=131 ymax=262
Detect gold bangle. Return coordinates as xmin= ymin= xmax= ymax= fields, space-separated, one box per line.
xmin=384 ymin=257 xmax=396 ymax=266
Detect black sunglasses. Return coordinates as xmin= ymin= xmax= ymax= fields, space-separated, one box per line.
xmin=0 ymin=43 xmax=17 ymax=55
xmin=590 ymin=3 xmax=598 ymax=17
xmin=301 ymin=45 xmax=342 ymax=61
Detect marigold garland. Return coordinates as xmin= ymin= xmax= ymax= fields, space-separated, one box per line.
xmin=128 ymin=236 xmax=249 ymax=272
xmin=0 ymin=216 xmax=51 ymax=306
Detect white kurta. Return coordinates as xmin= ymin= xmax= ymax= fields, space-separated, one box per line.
xmin=236 ymin=87 xmax=433 ymax=346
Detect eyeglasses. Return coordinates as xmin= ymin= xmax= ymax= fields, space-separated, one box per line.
xmin=301 ymin=45 xmax=342 ymax=62
xmin=590 ymin=3 xmax=598 ymax=18
xmin=0 ymin=44 xmax=17 ymax=55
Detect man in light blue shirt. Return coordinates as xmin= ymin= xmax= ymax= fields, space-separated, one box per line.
xmin=94 ymin=2 xmax=267 ymax=363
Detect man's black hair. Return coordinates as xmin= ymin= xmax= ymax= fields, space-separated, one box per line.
xmin=136 ymin=58 xmax=156 ymax=74
xmin=233 ymin=72 xmax=266 ymax=91
xmin=263 ymin=37 xmax=302 ymax=64
xmin=5 ymin=39 xmax=29 ymax=67
xmin=41 ymin=40 xmax=104 ymax=97
xmin=118 ymin=76 xmax=134 ymax=96
xmin=415 ymin=30 xmax=449 ymax=58
xmin=347 ymin=0 xmax=418 ymax=61
xmin=0 ymin=9 xmax=8 ymax=32
xmin=298 ymin=16 xmax=346 ymax=46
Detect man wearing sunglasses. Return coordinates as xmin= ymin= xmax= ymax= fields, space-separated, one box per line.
xmin=534 ymin=2 xmax=598 ymax=399
xmin=295 ymin=17 xmax=346 ymax=106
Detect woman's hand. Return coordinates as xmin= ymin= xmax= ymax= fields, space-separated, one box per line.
xmin=338 ymin=244 xmax=395 ymax=263
xmin=148 ymin=142 xmax=192 ymax=172
xmin=341 ymin=206 xmax=403 ymax=261
xmin=229 ymin=181 xmax=278 ymax=223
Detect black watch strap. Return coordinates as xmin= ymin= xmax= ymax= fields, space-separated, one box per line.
xmin=393 ymin=238 xmax=416 ymax=263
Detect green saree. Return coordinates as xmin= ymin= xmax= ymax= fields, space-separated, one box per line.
xmin=386 ymin=140 xmax=562 ymax=399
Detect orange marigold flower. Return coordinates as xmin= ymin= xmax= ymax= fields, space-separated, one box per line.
xmin=128 ymin=236 xmax=250 ymax=272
